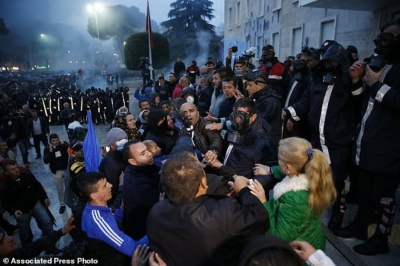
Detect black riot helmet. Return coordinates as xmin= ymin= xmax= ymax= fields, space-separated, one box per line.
xmin=321 ymin=44 xmax=344 ymax=62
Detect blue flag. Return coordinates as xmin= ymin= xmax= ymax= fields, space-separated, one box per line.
xmin=83 ymin=111 xmax=102 ymax=171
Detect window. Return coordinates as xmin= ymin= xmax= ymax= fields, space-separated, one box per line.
xmin=236 ymin=2 xmax=241 ymax=26
xmin=320 ymin=20 xmax=335 ymax=44
xmin=292 ymin=27 xmax=302 ymax=56
xmin=258 ymin=0 xmax=265 ymax=17
xmin=272 ymin=0 xmax=282 ymax=12
xmin=228 ymin=7 xmax=233 ymax=29
xmin=272 ymin=32 xmax=280 ymax=58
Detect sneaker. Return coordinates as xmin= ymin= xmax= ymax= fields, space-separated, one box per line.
xmin=59 ymin=206 xmax=66 ymax=214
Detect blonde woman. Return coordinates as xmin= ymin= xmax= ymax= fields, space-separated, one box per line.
xmin=250 ymin=137 xmax=336 ymax=250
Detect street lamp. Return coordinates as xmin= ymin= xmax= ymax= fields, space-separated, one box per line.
xmin=87 ymin=3 xmax=103 ymax=40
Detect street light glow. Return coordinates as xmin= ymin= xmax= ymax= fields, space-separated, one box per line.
xmin=94 ymin=3 xmax=104 ymax=11
xmin=40 ymin=33 xmax=45 ymax=37
xmin=87 ymin=3 xmax=103 ymax=40
xmin=86 ymin=4 xmax=93 ymax=12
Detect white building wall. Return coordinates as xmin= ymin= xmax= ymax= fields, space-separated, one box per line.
xmin=224 ymin=0 xmax=399 ymax=63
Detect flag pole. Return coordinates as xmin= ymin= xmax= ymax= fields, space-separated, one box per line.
xmin=147 ymin=0 xmax=154 ymax=81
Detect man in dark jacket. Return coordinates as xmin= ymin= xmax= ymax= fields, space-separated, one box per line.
xmin=282 ymin=52 xmax=313 ymax=140
xmin=122 ymin=140 xmax=160 ymax=241
xmin=245 ymin=70 xmax=282 ymax=148
xmin=98 ymin=128 xmax=127 ymax=211
xmin=173 ymin=57 xmax=185 ymax=78
xmin=0 ymin=159 xmax=60 ymax=255
xmin=213 ymin=97 xmax=277 ymax=179
xmin=0 ymin=216 xmax=75 ymax=259
xmin=28 ymin=110 xmax=49 ymax=159
xmin=180 ymin=102 xmax=224 ymax=164
xmin=43 ymin=134 xmax=69 ymax=214
xmin=283 ymin=44 xmax=357 ymax=230
xmin=147 ymin=152 xmax=269 ymax=266
xmin=333 ymin=18 xmax=400 ymax=255
xmin=60 ymin=102 xmax=76 ymax=130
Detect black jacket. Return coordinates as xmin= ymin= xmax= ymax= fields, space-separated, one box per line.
xmin=98 ymin=150 xmax=125 ymax=199
xmin=147 ymin=188 xmax=270 ymax=266
xmin=28 ymin=117 xmax=50 ymax=136
xmin=252 ymin=87 xmax=282 ymax=148
xmin=283 ymin=74 xmax=313 ymax=139
xmin=180 ymin=117 xmax=224 ymax=154
xmin=286 ymin=72 xmax=357 ymax=150
xmin=225 ymin=117 xmax=278 ymax=178
xmin=0 ymin=169 xmax=55 ymax=225
xmin=144 ymin=128 xmax=179 ymax=155
xmin=43 ymin=142 xmax=70 ymax=174
xmin=352 ymin=60 xmax=400 ymax=174
xmin=123 ymin=164 xmax=160 ymax=240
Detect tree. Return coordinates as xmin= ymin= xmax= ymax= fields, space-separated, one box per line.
xmin=0 ymin=18 xmax=9 ymax=35
xmin=124 ymin=32 xmax=170 ymax=70
xmin=160 ymin=0 xmax=219 ymax=61
xmin=87 ymin=5 xmax=159 ymax=62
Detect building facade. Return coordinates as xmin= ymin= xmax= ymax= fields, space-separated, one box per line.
xmin=224 ymin=0 xmax=400 ymax=62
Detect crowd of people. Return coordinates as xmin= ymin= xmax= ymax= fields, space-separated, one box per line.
xmin=0 ymin=17 xmax=399 ymax=265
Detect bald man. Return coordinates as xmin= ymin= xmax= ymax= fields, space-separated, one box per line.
xmin=179 ymin=102 xmax=223 ymax=164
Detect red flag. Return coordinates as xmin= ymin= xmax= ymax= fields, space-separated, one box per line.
xmin=146 ymin=0 xmax=154 ymax=49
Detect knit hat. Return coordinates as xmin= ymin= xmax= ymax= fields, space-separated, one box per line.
xmin=107 ymin=127 xmax=128 ymax=146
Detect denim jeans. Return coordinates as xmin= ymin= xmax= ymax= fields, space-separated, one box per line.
xmin=18 ymin=138 xmax=30 ymax=164
xmin=15 ymin=200 xmax=54 ymax=245
xmin=53 ymin=170 xmax=67 ymax=206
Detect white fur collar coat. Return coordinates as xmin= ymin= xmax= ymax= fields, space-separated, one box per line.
xmin=273 ymin=174 xmax=309 ymax=200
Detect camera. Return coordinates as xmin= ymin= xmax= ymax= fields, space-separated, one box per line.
xmin=364 ymin=54 xmax=386 ymax=73
xmin=231 ymin=46 xmax=238 ymax=53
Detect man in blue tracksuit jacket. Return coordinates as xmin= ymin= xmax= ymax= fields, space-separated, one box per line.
xmin=79 ymin=172 xmax=148 ymax=266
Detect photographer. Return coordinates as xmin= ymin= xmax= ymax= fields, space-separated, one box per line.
xmin=333 ymin=18 xmax=400 ymax=256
